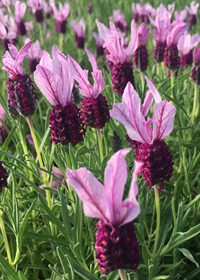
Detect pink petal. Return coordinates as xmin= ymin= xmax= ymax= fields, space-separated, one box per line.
xmin=66 ymin=168 xmax=108 ymax=222
xmin=193 ymin=45 xmax=200 ymax=64
xmin=152 ymin=100 xmax=176 ymax=142
xmin=53 ymin=52 xmax=73 ymax=106
xmin=104 ymin=148 xmax=131 ymax=226
xmin=85 ymin=47 xmax=98 ymax=72
xmin=120 ymin=161 xmax=142 ymax=225
xmin=68 ymin=55 xmax=93 ymax=97
xmin=126 ymin=19 xmax=138 ymax=56
xmin=145 ymin=76 xmax=162 ymax=103
xmin=34 ymin=65 xmax=60 ymax=106
xmin=15 ymin=41 xmax=32 ymax=65
xmin=8 ymin=44 xmax=18 ymax=59
xmin=140 ymin=90 xmax=153 ymax=116
xmin=169 ymin=22 xmax=189 ymax=45
xmin=122 ymin=82 xmax=151 ymax=143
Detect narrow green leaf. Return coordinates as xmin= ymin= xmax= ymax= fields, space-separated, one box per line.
xmin=178 ymin=248 xmax=199 ymax=267
xmin=18 ymin=197 xmax=38 ymax=248
xmin=0 ymin=253 xmax=18 ymax=280
xmin=57 ymin=247 xmax=71 ymax=279
xmin=152 ymin=276 xmax=170 ymax=280
xmin=18 ymin=271 xmax=29 ymax=280
xmin=1 ymin=126 xmax=17 ymax=152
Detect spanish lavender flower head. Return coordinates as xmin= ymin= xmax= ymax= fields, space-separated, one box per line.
xmin=0 ymin=21 xmax=16 ymax=51
xmin=68 ymin=48 xmax=110 ymax=129
xmin=191 ymin=45 xmax=200 ymax=85
xmin=93 ymin=32 xmax=104 ymax=57
xmin=110 ymin=77 xmax=176 ymax=189
xmin=25 ymin=38 xmax=44 ymax=73
xmin=185 ymin=1 xmax=199 ymax=28
xmin=96 ymin=19 xmax=138 ymax=96
xmin=27 ymin=0 xmax=44 ymax=23
xmin=14 ymin=0 xmax=27 ymax=35
xmin=164 ymin=23 xmax=189 ymax=70
xmin=178 ymin=32 xmax=200 ymax=67
xmin=109 ymin=10 xmax=128 ymax=32
xmin=50 ymin=0 xmax=70 ymax=34
xmin=2 ymin=42 xmax=38 ymax=117
xmin=34 ymin=48 xmax=85 ymax=146
xmin=71 ymin=19 xmax=86 ymax=49
xmin=67 ymin=149 xmax=142 ymax=274
xmin=134 ymin=23 xmax=150 ymax=72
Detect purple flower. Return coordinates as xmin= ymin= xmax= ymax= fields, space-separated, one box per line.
xmin=0 ymin=21 xmax=16 ymax=51
xmin=27 ymin=0 xmax=44 ymax=22
xmin=86 ymin=3 xmax=92 ymax=14
xmin=185 ymin=1 xmax=199 ymax=27
xmin=133 ymin=23 xmax=150 ymax=72
xmin=25 ymin=38 xmax=44 ymax=73
xmin=34 ymin=48 xmax=85 ymax=146
xmin=93 ymin=32 xmax=104 ymax=57
xmin=109 ymin=10 xmax=127 ymax=32
xmin=50 ymin=0 xmax=70 ymax=33
xmin=164 ymin=22 xmax=189 ymax=70
xmin=0 ymin=161 xmax=8 ymax=192
xmin=172 ymin=9 xmax=187 ymax=26
xmin=191 ymin=45 xmax=200 ymax=84
xmin=110 ymin=77 xmax=176 ymax=188
xmin=67 ymin=149 xmax=142 ymax=274
xmin=96 ymin=19 xmax=138 ymax=96
xmin=2 ymin=41 xmax=38 ymax=117
xmin=71 ymin=19 xmax=86 ymax=49
xmin=14 ymin=0 xmax=27 ymax=35
xmin=68 ymin=48 xmax=110 ymax=129
xmin=178 ymin=32 xmax=200 ymax=67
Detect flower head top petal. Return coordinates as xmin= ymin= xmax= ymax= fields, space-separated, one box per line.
xmin=166 ymin=22 xmax=189 ymax=47
xmin=50 ymin=1 xmax=70 ymax=22
xmin=67 ymin=148 xmax=142 ymax=228
xmin=0 ymin=104 xmax=6 ymax=126
xmin=68 ymin=48 xmax=104 ymax=99
xmin=185 ymin=1 xmax=199 ymax=15
xmin=172 ymin=9 xmax=187 ymax=26
xmin=96 ymin=19 xmax=138 ymax=64
xmin=34 ymin=49 xmax=73 ymax=107
xmin=2 ymin=41 xmax=32 ymax=79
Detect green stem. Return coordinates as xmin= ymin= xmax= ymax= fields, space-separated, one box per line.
xmin=0 ymin=211 xmax=12 ymax=265
xmin=171 ymin=71 xmax=174 ymax=99
xmin=118 ymin=269 xmax=127 ymax=280
xmin=157 ymin=63 xmax=160 ymax=77
xmin=141 ymin=72 xmax=145 ymax=93
xmin=39 ymin=23 xmax=44 ymax=47
xmin=59 ymin=33 xmax=63 ymax=52
xmin=192 ymin=84 xmax=198 ymax=123
xmin=27 ymin=118 xmax=54 ymax=235
xmin=153 ymin=184 xmax=160 ymax=257
xmin=97 ymin=128 xmax=103 ymax=163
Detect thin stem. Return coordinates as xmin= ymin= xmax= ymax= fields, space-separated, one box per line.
xmin=118 ymin=269 xmax=127 ymax=280
xmin=27 ymin=118 xmax=54 ymax=235
xmin=0 ymin=211 xmax=12 ymax=265
xmin=157 ymin=63 xmax=160 ymax=77
xmin=192 ymin=84 xmax=198 ymax=123
xmin=153 ymin=184 xmax=160 ymax=257
xmin=59 ymin=33 xmax=63 ymax=52
xmin=171 ymin=70 xmax=174 ymax=98
xmin=97 ymin=128 xmax=103 ymax=163
xmin=141 ymin=72 xmax=145 ymax=93
xmin=39 ymin=23 xmax=44 ymax=47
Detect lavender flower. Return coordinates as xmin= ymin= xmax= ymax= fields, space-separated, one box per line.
xmin=67 ymin=149 xmax=142 ymax=274
xmin=34 ymin=49 xmax=85 ymax=146
xmin=2 ymin=42 xmax=38 ymax=117
xmin=133 ymin=23 xmax=150 ymax=72
xmin=109 ymin=10 xmax=127 ymax=32
xmin=68 ymin=48 xmax=110 ymax=129
xmin=25 ymin=38 xmax=44 ymax=73
xmin=191 ymin=45 xmax=200 ymax=84
xmin=27 ymin=0 xmax=44 ymax=23
xmin=110 ymin=77 xmax=176 ymax=189
xmin=178 ymin=32 xmax=200 ymax=67
xmin=96 ymin=19 xmax=138 ymax=96
xmin=50 ymin=0 xmax=70 ymax=34
xmin=93 ymin=32 xmax=104 ymax=57
xmin=185 ymin=1 xmax=199 ymax=28
xmin=71 ymin=19 xmax=86 ymax=49
xmin=164 ymin=22 xmax=189 ymax=70
xmin=14 ymin=0 xmax=27 ymax=35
